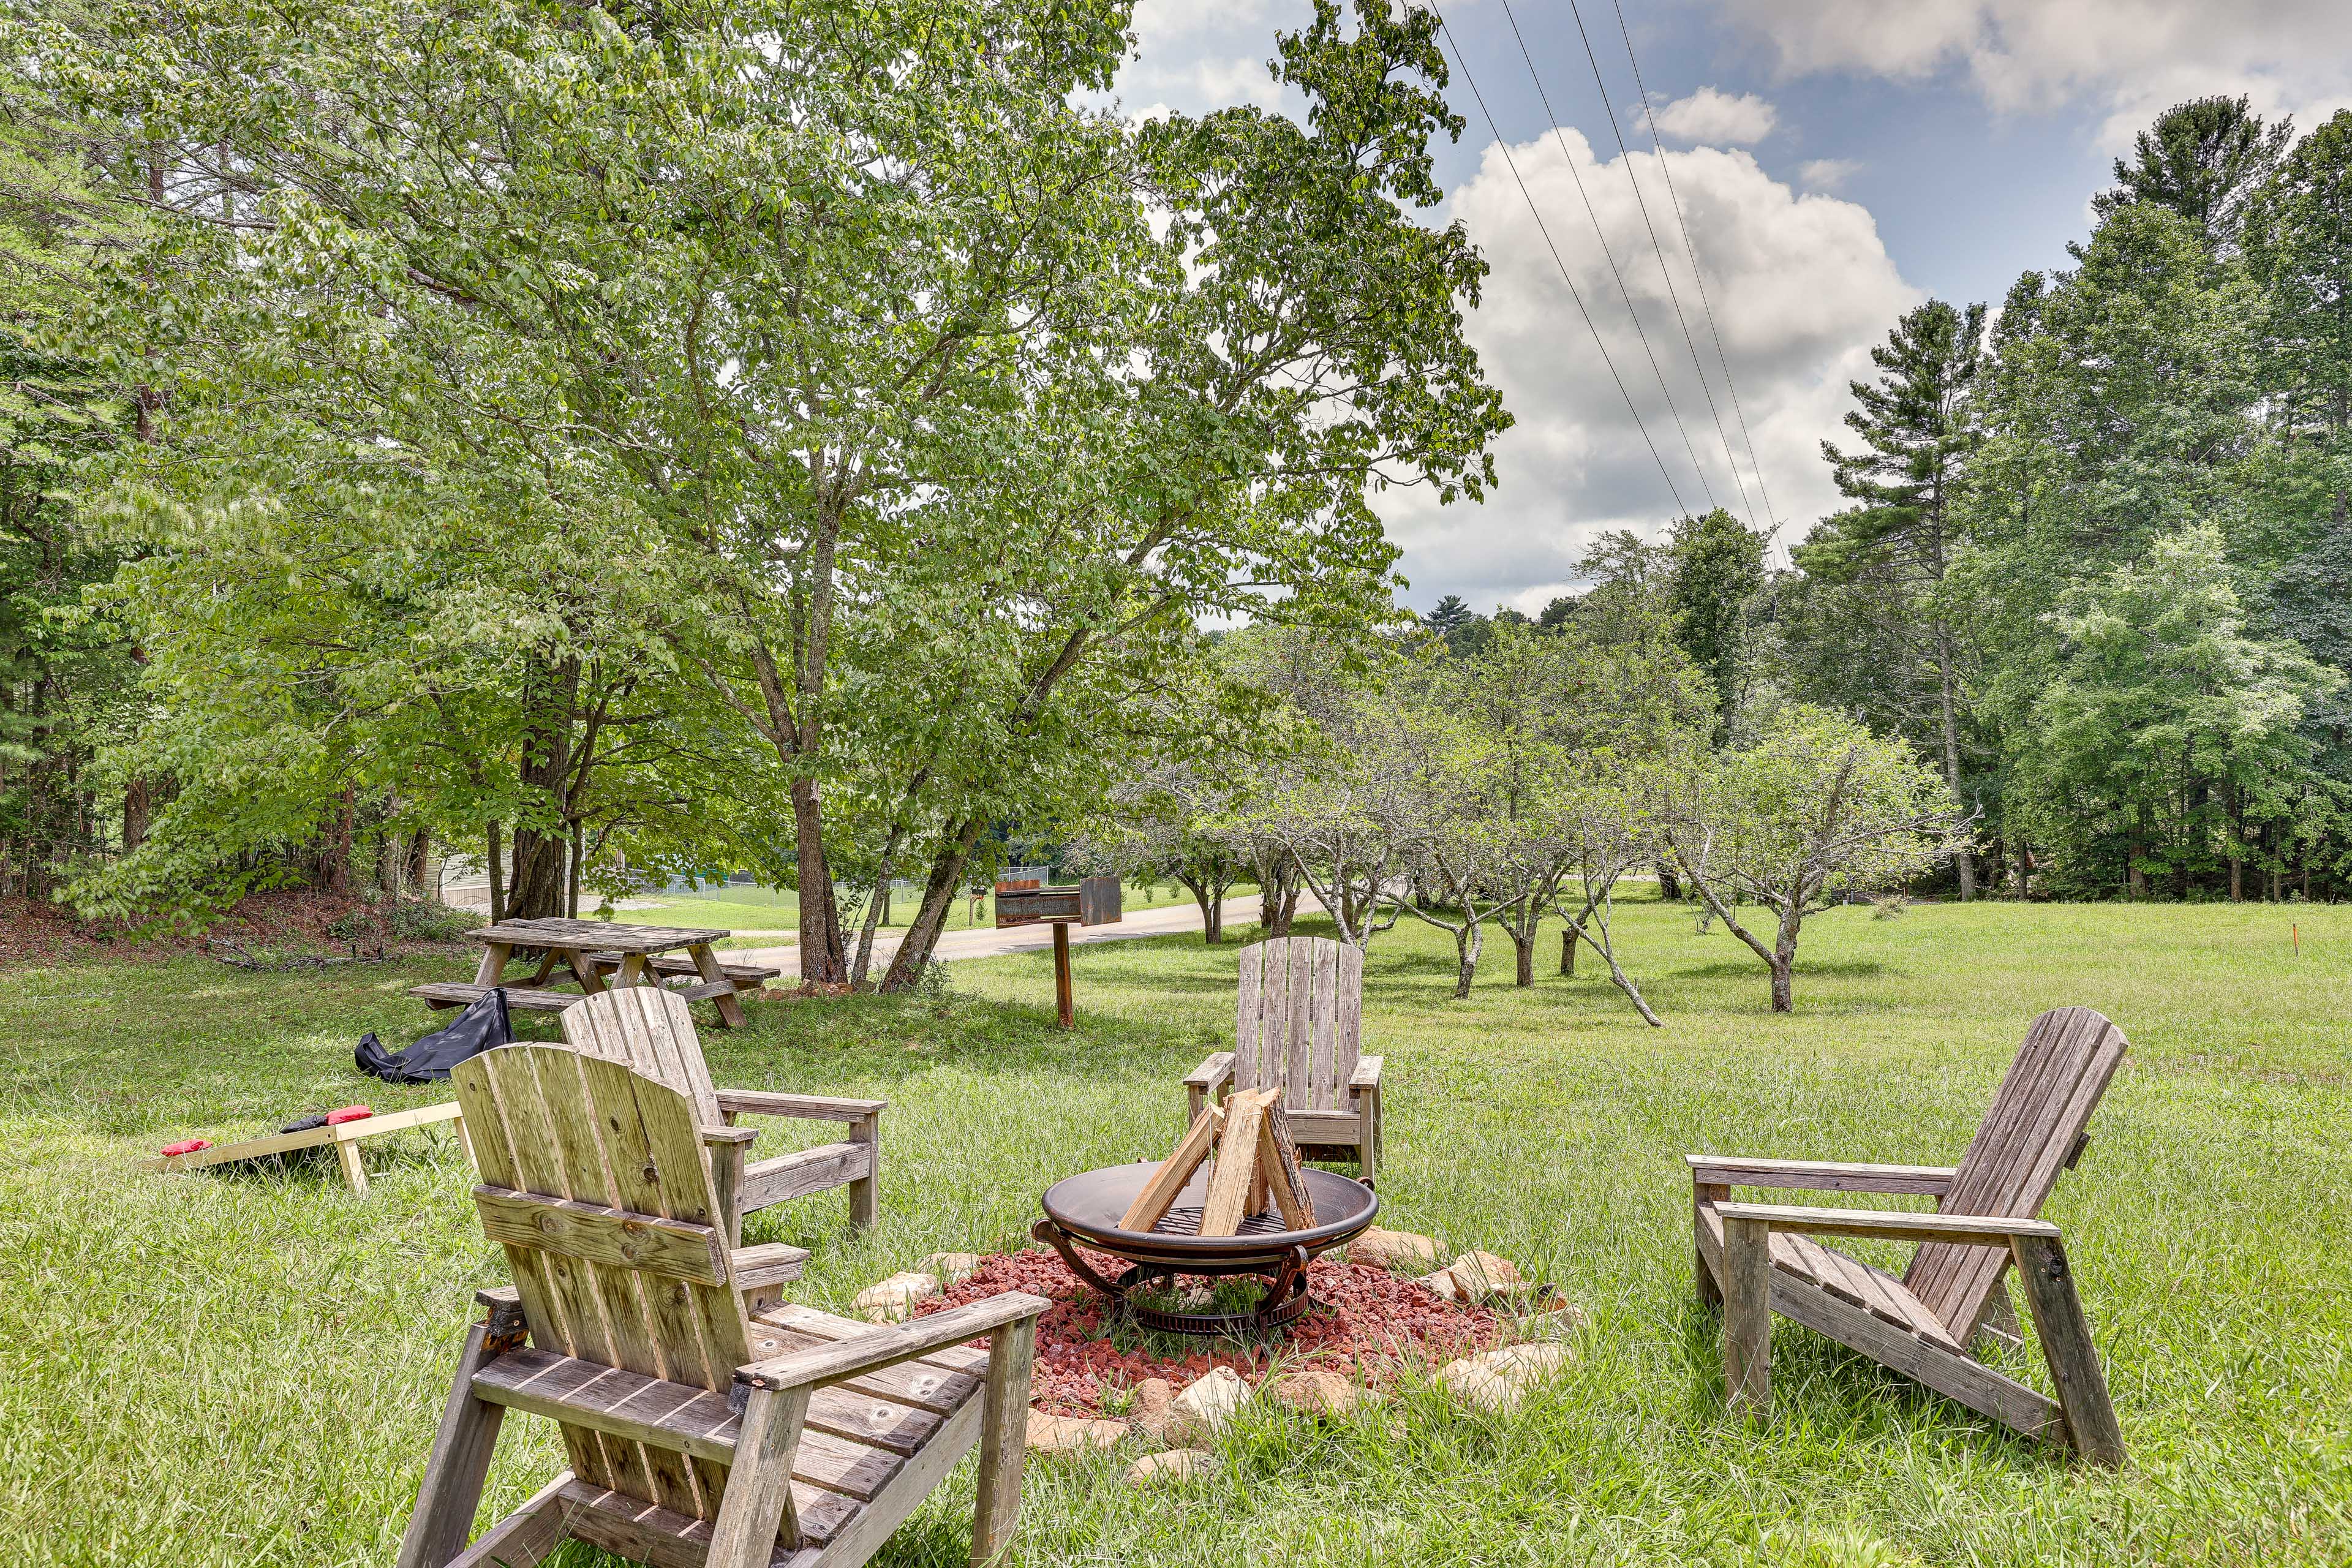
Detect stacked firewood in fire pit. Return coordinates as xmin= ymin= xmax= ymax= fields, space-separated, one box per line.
xmin=1118 ymin=1087 xmax=1318 ymax=1234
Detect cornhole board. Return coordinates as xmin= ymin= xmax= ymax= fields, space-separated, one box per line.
xmin=140 ymin=1102 xmax=472 ymax=1197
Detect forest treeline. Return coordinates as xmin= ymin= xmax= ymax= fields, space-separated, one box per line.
xmin=1441 ymin=96 xmax=2352 ymax=903
xmin=0 ymin=0 xmax=2344 ymax=978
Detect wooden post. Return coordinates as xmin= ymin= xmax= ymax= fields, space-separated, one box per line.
xmin=847 ymin=1112 xmax=880 ymax=1230
xmin=970 ymin=1313 xmax=1038 ymax=1566
xmin=397 ymin=1321 xmax=508 ymax=1568
xmin=1693 ymin=1182 xmax=1728 ymax=1306
xmin=1052 ymin=921 xmax=1074 ymax=1029
xmin=689 ymin=941 xmax=749 ymax=1028
xmin=1722 ymin=1214 xmax=1772 ymax=1418
xmin=2009 ymin=1234 xmax=2126 ymax=1465
xmin=706 ymin=1384 xmax=812 ymax=1566
xmin=336 ymin=1138 xmax=369 ymax=1198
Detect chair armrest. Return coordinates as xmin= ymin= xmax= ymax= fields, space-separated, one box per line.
xmin=1713 ymin=1201 xmax=2059 ymax=1247
xmin=715 ymin=1089 xmax=888 ymax=1122
xmin=731 ymin=1242 xmax=810 ymax=1293
xmin=1687 ymin=1155 xmax=1956 ymax=1196
xmin=1348 ymin=1055 xmax=1384 ymax=1090
xmin=1183 ymin=1052 xmax=1235 ymax=1091
xmin=736 ymin=1292 xmax=1052 ymax=1393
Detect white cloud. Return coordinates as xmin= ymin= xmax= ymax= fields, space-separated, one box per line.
xmin=1644 ymin=86 xmax=1779 ymax=145
xmin=1798 ymin=157 xmax=1861 ymax=192
xmin=1375 ymin=130 xmax=1919 ymax=611
xmin=1716 ymin=0 xmax=2352 ymax=148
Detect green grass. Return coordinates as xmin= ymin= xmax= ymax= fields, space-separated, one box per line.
xmin=3 ymin=896 xmax=2346 ymax=1566
xmin=611 ymin=881 xmax=1215 ymax=948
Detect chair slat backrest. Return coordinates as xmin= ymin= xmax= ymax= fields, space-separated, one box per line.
xmin=562 ymin=986 xmax=725 ymax=1129
xmin=453 ymin=1045 xmax=752 ymax=1530
xmin=1235 ymin=937 xmax=1362 ymax=1110
xmin=1902 ymin=1006 xmax=2130 ymax=1336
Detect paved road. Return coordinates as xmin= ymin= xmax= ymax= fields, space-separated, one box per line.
xmin=734 ymin=892 xmax=1264 ymax=981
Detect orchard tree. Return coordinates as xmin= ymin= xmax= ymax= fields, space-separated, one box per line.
xmin=1662 ymin=706 xmax=1967 ymax=1012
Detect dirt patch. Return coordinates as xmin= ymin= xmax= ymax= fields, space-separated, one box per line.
xmin=0 ymin=886 xmax=472 ymax=970
xmin=915 ymin=1246 xmax=1505 ymax=1419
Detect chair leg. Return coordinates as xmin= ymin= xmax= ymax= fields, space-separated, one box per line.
xmin=1356 ymin=1087 xmax=1380 ymax=1188
xmin=1693 ymin=1184 xmax=1727 ymax=1307
xmin=848 ymin=1113 xmax=881 ymax=1230
xmin=398 ymin=1321 xmax=510 ymax=1568
xmin=2010 ymin=1235 xmax=2125 ymax=1465
xmin=1721 ymin=1215 xmax=1772 ymax=1418
xmin=706 ymin=1384 xmax=812 ymax=1568
xmin=444 ymin=1473 xmax=573 ymax=1568
xmin=971 ymin=1314 xmax=1039 ymax=1566
xmin=336 ymin=1137 xmax=369 ymax=1197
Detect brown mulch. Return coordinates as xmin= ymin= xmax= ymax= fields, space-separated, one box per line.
xmin=914 ymin=1246 xmax=1505 ymax=1419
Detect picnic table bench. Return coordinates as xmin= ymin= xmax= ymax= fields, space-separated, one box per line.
xmin=409 ymin=916 xmax=776 ymax=1029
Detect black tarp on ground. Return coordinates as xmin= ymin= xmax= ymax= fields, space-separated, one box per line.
xmin=356 ymin=989 xmax=512 ymax=1084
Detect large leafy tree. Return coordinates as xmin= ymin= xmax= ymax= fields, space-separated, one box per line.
xmin=2016 ymin=524 xmax=2337 ymax=898
xmin=1664 ymin=507 xmax=1766 ymax=740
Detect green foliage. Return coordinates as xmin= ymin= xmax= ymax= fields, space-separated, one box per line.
xmin=2016 ymin=524 xmax=2337 ymax=896
xmin=2092 ymin=94 xmax=2293 ymax=250
xmin=1664 ymin=508 xmax=1767 ymax=738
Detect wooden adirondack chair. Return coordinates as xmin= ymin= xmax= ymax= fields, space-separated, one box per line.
xmin=564 ymin=987 xmax=883 ymax=1245
xmin=1689 ymin=1006 xmax=2130 ymax=1464
xmin=402 ymin=1044 xmax=1049 ymax=1568
xmin=1183 ymin=936 xmax=1383 ymax=1185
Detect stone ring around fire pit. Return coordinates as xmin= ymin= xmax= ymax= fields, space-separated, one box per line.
xmin=1034 ymin=1161 xmax=1381 ymax=1338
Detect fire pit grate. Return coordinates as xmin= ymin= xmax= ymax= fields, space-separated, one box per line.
xmin=1148 ymin=1205 xmax=1291 ymax=1240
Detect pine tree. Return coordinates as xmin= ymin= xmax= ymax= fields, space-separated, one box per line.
xmin=1800 ymin=300 xmax=1988 ymax=895
xmin=2094 ymin=95 xmax=2292 ymax=251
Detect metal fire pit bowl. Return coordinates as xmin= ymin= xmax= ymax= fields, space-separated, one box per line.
xmin=1033 ymin=1161 xmax=1380 ymax=1338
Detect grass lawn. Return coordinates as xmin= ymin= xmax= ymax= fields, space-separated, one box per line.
xmin=4 ymin=895 xmax=2346 ymax=1566
xmin=611 ymin=881 xmax=1216 ymax=948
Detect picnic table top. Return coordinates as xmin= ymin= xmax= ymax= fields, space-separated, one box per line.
xmin=464 ymin=917 xmax=731 ymax=952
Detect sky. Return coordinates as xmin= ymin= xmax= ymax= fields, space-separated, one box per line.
xmin=1110 ymin=0 xmax=2352 ymax=613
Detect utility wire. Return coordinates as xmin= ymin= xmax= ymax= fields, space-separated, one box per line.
xmin=1611 ymin=0 xmax=1781 ymax=547
xmin=1532 ymin=0 xmax=1762 ymax=533
xmin=1429 ymin=11 xmax=1691 ymax=518
xmin=1466 ymin=6 xmax=1719 ymax=514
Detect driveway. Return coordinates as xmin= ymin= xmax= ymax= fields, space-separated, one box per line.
xmin=733 ymin=892 xmax=1264 ymax=980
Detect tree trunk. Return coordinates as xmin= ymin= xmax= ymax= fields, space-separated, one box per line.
xmin=881 ymin=816 xmax=986 ymax=989
xmin=1654 ymin=859 xmax=1681 ymax=901
xmin=567 ymin=819 xmax=584 ymax=918
xmin=507 ymin=659 xmax=578 ymax=922
xmin=1769 ymin=908 xmax=1803 ymax=1012
xmin=1560 ymin=927 xmax=1577 ymax=976
xmin=1453 ymin=922 xmax=1481 ymax=998
xmin=1513 ymin=930 xmax=1534 ymax=987
xmin=2015 ymin=838 xmax=2030 ymax=901
xmin=408 ymin=826 xmax=433 ymax=899
xmin=486 ymin=822 xmax=505 ymax=925
xmin=792 ymin=777 xmax=846 ymax=983
xmin=326 ymin=785 xmax=355 ymax=895
xmin=1935 ymin=635 xmax=1975 ymax=901
xmin=123 ymin=777 xmax=151 ymax=852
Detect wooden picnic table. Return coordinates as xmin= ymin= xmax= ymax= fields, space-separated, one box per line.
xmin=407 ymin=916 xmax=775 ymax=1028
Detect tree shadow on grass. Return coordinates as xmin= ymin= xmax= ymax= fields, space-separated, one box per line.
xmin=1673 ymin=960 xmax=1893 ymax=980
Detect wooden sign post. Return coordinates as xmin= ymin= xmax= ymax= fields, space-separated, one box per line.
xmin=996 ymin=873 xmax=1123 ymax=1028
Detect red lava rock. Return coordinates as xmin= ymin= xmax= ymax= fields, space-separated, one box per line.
xmin=913 ymin=1247 xmax=1505 ymax=1419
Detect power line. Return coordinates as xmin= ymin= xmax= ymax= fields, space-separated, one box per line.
xmin=1478 ymin=0 xmax=1719 ymax=515
xmin=1536 ymin=0 xmax=1762 ymax=533
xmin=1428 ymin=10 xmax=1692 ymax=519
xmin=1611 ymin=0 xmax=1781 ymax=551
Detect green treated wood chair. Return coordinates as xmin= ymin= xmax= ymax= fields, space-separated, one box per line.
xmin=400 ymin=1044 xmax=1048 ymax=1568
xmin=1688 ymin=1006 xmax=2130 ymax=1464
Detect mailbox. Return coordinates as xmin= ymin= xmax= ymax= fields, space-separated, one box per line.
xmin=995 ymin=874 xmax=1123 ymax=929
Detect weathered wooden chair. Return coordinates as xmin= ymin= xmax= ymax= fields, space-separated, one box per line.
xmin=1689 ymin=1006 xmax=2130 ymax=1464
xmin=402 ymin=1044 xmax=1048 ymax=1568
xmin=564 ymin=986 xmax=884 ymax=1245
xmin=1184 ymin=935 xmax=1384 ymax=1185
